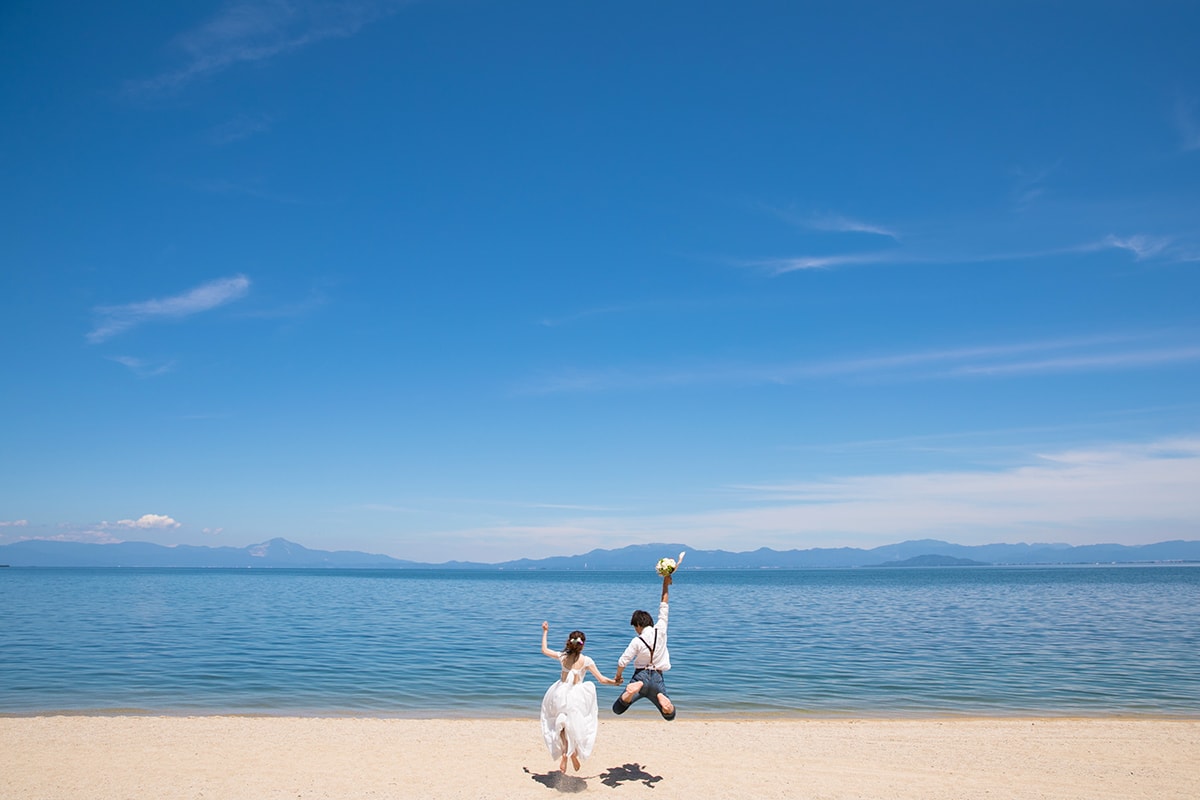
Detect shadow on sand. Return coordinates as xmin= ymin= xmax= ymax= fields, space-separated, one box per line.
xmin=599 ymin=763 xmax=664 ymax=789
xmin=524 ymin=767 xmax=588 ymax=793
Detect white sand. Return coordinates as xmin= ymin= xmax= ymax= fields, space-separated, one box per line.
xmin=2 ymin=716 xmax=1197 ymax=799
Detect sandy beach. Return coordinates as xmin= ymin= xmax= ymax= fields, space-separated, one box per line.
xmin=2 ymin=716 xmax=1197 ymax=799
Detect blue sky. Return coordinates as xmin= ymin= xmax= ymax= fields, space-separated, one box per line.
xmin=2 ymin=1 xmax=1198 ymax=562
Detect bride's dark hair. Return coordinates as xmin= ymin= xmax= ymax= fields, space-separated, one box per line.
xmin=563 ymin=630 xmax=586 ymax=657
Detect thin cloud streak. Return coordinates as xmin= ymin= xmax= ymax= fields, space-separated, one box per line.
xmin=517 ymin=331 xmax=1192 ymax=395
xmin=1009 ymin=162 xmax=1060 ymax=210
xmin=950 ymin=346 xmax=1200 ymax=376
xmin=13 ymin=514 xmax=183 ymax=545
xmin=778 ymin=420 xmax=1149 ymax=455
xmin=707 ymin=437 xmax=1200 ymax=540
xmin=88 ymin=274 xmax=250 ymax=343
xmin=126 ymin=0 xmax=405 ymax=96
xmin=749 ymin=229 xmax=1185 ymax=276
xmin=785 ymin=334 xmax=1147 ymax=378
xmin=1101 ymin=234 xmax=1172 ymax=260
xmin=109 ymin=355 xmax=177 ymax=377
xmin=444 ymin=438 xmax=1200 ymax=556
xmin=14 ymin=529 xmax=124 ymax=545
xmin=806 ymin=213 xmax=900 ymax=240
xmin=751 ymin=252 xmax=894 ymax=274
xmin=759 ymin=203 xmax=899 ymax=240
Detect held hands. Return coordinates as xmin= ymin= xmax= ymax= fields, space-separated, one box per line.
xmin=542 ymin=621 xmax=548 ymax=632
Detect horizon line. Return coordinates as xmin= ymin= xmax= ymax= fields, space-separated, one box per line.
xmin=3 ymin=535 xmax=1198 ymax=569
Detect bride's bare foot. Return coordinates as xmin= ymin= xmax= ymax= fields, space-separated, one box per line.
xmin=571 ymin=754 xmax=581 ymax=771
xmin=559 ymin=755 xmax=568 ymax=773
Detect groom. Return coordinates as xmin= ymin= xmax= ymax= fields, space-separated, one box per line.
xmin=611 ymin=572 xmax=676 ymax=721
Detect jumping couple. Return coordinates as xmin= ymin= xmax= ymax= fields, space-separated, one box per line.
xmin=538 ymin=572 xmax=677 ymax=774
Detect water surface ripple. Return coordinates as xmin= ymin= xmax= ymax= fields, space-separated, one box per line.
xmin=2 ymin=566 xmax=1197 ymax=717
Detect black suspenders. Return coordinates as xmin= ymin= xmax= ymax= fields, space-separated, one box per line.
xmin=637 ymin=629 xmax=658 ymax=670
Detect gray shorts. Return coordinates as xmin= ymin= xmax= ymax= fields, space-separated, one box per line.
xmin=632 ymin=667 xmax=668 ymax=701
xmin=613 ymin=668 xmax=676 ymax=720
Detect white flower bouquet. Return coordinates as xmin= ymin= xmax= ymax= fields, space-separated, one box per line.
xmin=656 ymin=551 xmax=686 ymax=576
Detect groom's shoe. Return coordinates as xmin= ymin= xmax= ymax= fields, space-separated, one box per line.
xmin=612 ymin=696 xmax=631 ymax=715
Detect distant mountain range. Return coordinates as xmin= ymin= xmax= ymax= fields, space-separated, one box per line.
xmin=2 ymin=537 xmax=1199 ymax=569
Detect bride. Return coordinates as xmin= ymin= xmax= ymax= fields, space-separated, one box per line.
xmin=539 ymin=621 xmax=618 ymax=774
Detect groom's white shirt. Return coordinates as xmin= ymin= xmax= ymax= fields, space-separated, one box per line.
xmin=617 ymin=601 xmax=671 ymax=671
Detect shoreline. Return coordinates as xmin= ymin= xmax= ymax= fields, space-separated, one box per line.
xmin=3 ymin=715 xmax=1197 ymax=799
xmin=5 ymin=708 xmax=1200 ymax=721
xmin=2 ymin=705 xmax=1200 ymax=724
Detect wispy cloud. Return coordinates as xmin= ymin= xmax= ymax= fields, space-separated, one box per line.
xmin=1009 ymin=162 xmax=1060 ymax=210
xmin=8 ymin=514 xmax=182 ymax=545
xmin=125 ymin=0 xmax=405 ymax=96
xmin=950 ymin=346 xmax=1200 ymax=377
xmin=1100 ymin=234 xmax=1172 ymax=260
xmin=806 ymin=213 xmax=899 ymax=240
xmin=0 ymin=519 xmax=29 ymax=527
xmin=441 ymin=437 xmax=1200 ymax=555
xmin=779 ymin=408 xmax=1200 ymax=458
xmin=517 ymin=331 xmax=1200 ymax=395
xmin=710 ymin=437 xmax=1200 ymax=543
xmin=88 ymin=274 xmax=251 ymax=344
xmin=17 ymin=529 xmax=124 ymax=545
xmin=108 ymin=355 xmax=177 ymax=377
xmin=749 ymin=231 xmax=1184 ymax=277
xmin=761 ymin=203 xmax=899 ymax=240
xmin=742 ymin=251 xmax=896 ymax=274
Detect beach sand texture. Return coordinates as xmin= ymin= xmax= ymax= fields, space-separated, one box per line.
xmin=2 ymin=716 xmax=1197 ymax=799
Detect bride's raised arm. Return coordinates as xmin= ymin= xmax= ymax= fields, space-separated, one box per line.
xmin=540 ymin=621 xmax=560 ymax=659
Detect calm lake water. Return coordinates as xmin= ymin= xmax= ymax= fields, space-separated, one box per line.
xmin=2 ymin=566 xmax=1198 ymax=717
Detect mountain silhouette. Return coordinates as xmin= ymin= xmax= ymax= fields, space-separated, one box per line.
xmin=2 ymin=537 xmax=1198 ymax=568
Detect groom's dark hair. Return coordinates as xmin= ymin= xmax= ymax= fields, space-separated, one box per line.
xmin=630 ymin=610 xmax=653 ymax=628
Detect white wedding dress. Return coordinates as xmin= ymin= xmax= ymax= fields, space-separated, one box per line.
xmin=540 ymin=654 xmax=599 ymax=762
